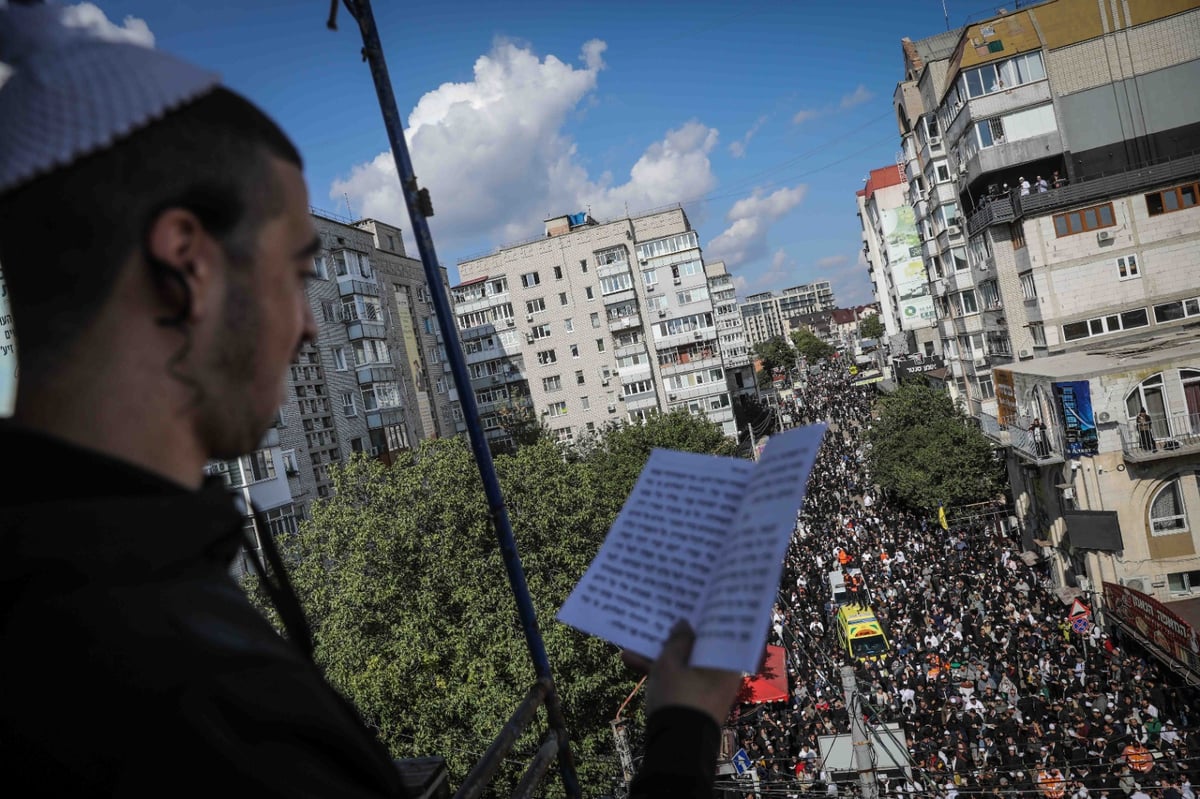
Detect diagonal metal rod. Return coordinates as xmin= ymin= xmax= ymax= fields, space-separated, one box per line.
xmin=333 ymin=2 xmax=580 ymax=796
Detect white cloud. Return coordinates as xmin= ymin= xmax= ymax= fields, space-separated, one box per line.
xmin=793 ymin=84 xmax=875 ymax=125
xmin=816 ymin=254 xmax=849 ymax=269
xmin=331 ymin=39 xmax=719 ymax=255
xmin=61 ymin=2 xmax=155 ymax=47
xmin=728 ymin=115 xmax=768 ymax=159
xmin=705 ymin=185 xmax=806 ymax=269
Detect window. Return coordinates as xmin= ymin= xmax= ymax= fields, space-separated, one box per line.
xmin=957 ymin=290 xmax=979 ymax=316
xmin=585 ymin=286 xmax=595 ymax=300
xmin=547 ymin=400 xmax=568 ymax=417
xmin=596 ymin=338 xmax=606 ymax=352
xmin=1167 ymin=569 xmax=1200 ymax=594
xmin=526 ymin=297 xmax=546 ymax=314
xmin=643 ymin=269 xmax=657 ymax=286
xmin=979 ymin=280 xmax=1001 ymax=309
xmin=560 ymin=292 xmax=569 ymax=306
xmin=1011 ymin=222 xmax=1026 ymax=249
xmin=361 ymin=382 xmax=400 ymax=410
xmin=975 ymin=117 xmax=1005 ymax=148
xmin=435 ymin=376 xmax=448 ymax=394
xmin=554 ymin=265 xmax=563 ymax=280
xmin=536 ymin=349 xmax=557 ymax=365
xmin=1029 ymin=322 xmax=1046 ymax=346
xmin=581 ymin=395 xmax=590 ymax=410
xmin=935 ymin=162 xmax=951 ymax=182
xmin=951 ymin=247 xmax=968 ymax=272
xmin=1020 ymin=273 xmax=1038 ymax=301
xmin=321 ymin=300 xmax=339 ymax=323
xmin=1149 ymin=480 xmax=1188 ymax=536
xmin=333 ymin=347 xmax=348 ymax=371
xmin=1126 ymin=373 xmax=1168 ymax=436
xmin=521 ymin=272 xmax=541 ymax=288
xmin=281 ymin=449 xmax=299 ymax=476
xmin=579 ymin=259 xmax=588 ymax=273
xmin=1063 ymin=307 xmax=1150 ymax=341
xmin=1153 ymin=296 xmax=1200 ymax=323
xmin=1116 ymin=255 xmax=1139 ymax=280
xmin=341 ymin=391 xmax=357 ymax=416
xmin=570 ymin=344 xmax=580 ymax=358
xmin=530 ymin=324 xmax=552 ymax=340
xmin=543 ymin=375 xmax=562 ymax=392
xmin=958 ymin=50 xmax=1045 ymax=100
xmin=623 ymin=379 xmax=654 ymax=396
xmin=600 ymin=272 xmax=634 ymax=295
xmin=978 ymin=377 xmax=995 ymax=399
xmin=590 ymin=312 xmax=600 ymax=328
xmin=1146 ymin=182 xmax=1199 ymax=216
xmin=1053 ymin=203 xmax=1115 ymax=237
xmin=312 ymin=255 xmax=328 ymax=279
xmin=564 ymin=318 xmax=574 ymax=333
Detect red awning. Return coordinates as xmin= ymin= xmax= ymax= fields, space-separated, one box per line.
xmin=740 ymin=645 xmax=788 ymax=703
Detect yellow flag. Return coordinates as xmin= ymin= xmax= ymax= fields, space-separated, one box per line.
xmin=938 ymin=504 xmax=949 ymax=531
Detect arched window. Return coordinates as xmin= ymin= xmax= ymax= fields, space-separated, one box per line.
xmin=1126 ymin=373 xmax=1169 ymax=440
xmin=1149 ymin=479 xmax=1188 ymax=536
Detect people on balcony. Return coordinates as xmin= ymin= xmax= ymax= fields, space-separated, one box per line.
xmin=1136 ymin=408 xmax=1157 ymax=452
xmin=1029 ymin=418 xmax=1051 ymax=458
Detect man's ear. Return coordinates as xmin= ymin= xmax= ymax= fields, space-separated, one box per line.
xmin=144 ymin=207 xmax=223 ymax=324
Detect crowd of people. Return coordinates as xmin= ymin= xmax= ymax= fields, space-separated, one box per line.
xmin=724 ymin=364 xmax=1198 ymax=799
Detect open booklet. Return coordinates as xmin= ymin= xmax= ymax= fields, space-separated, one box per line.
xmin=557 ymin=423 xmax=826 ymax=675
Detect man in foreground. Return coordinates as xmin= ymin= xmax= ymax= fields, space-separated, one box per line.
xmin=0 ymin=4 xmax=739 ymax=796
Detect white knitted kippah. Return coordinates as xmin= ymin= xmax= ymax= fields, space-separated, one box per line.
xmin=0 ymin=1 xmax=221 ymax=194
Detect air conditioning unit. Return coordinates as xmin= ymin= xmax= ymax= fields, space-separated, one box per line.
xmin=1097 ymin=411 xmax=1112 ymax=422
xmin=639 ymin=259 xmax=648 ymax=265
xmin=506 ymin=319 xmax=515 ymax=327
xmin=1096 ymin=230 xmax=1114 ymax=243
xmin=929 ymin=136 xmax=942 ymax=148
xmin=601 ymin=379 xmax=610 ymax=386
xmin=917 ymin=189 xmax=928 ymax=201
xmin=958 ymin=163 xmax=968 ymax=175
xmin=607 ymin=404 xmax=616 ymax=413
xmin=947 ymin=224 xmax=962 ymax=237
xmin=526 ymin=314 xmax=534 ymax=322
xmin=668 ymin=394 xmax=678 ymax=401
xmin=1060 ymin=485 xmax=1075 ymax=501
xmin=1018 ymin=349 xmax=1030 ymax=358
xmin=673 ymin=278 xmax=682 ymax=285
xmin=368 ymin=446 xmax=381 ymax=457
xmin=525 ymin=334 xmax=535 ymax=344
xmin=658 ymin=309 xmax=667 ymax=318
xmin=693 ymin=331 xmax=703 ymax=339
xmin=1121 ymin=576 xmax=1147 ymax=593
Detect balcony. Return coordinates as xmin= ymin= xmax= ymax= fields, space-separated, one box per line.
xmin=338 ymin=278 xmax=379 ymax=298
xmin=365 ymin=407 xmax=405 ymax=430
xmin=1119 ymin=411 xmax=1200 ymax=463
xmin=966 ymin=194 xmax=1016 ymax=237
xmin=346 ymin=320 xmax=388 ymax=341
xmin=962 ymin=130 xmax=1065 ymax=187
xmin=945 ymin=79 xmax=1053 ymax=149
xmin=622 ymin=392 xmax=658 ymax=412
xmin=1016 ymin=150 xmax=1200 ymax=219
xmin=356 ymin=365 xmax=396 ymax=385
xmin=659 ymin=354 xmax=722 ymax=377
xmin=978 ymin=411 xmax=1064 ymax=465
xmin=602 ymin=287 xmax=637 ymax=306
xmin=597 ymin=261 xmax=632 ymax=280
xmin=614 ymin=342 xmax=647 ymax=359
xmin=608 ymin=312 xmax=643 ymax=332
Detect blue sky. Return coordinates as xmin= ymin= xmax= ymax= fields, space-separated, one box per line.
xmin=56 ymin=0 xmax=993 ymax=305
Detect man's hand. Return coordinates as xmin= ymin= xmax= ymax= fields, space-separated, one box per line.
xmin=622 ymin=621 xmax=742 ymax=726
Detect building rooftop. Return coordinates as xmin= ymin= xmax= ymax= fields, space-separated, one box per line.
xmin=860 ymin=165 xmax=905 ymax=201
xmin=1006 ymin=325 xmax=1200 ymax=380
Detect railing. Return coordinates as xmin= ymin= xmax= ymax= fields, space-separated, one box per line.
xmin=1118 ymin=411 xmax=1200 ymax=461
xmin=966 ymin=193 xmax=1016 ymax=237
xmin=977 ymin=411 xmax=1063 ymax=463
xmin=1016 ymin=150 xmax=1200 ymax=218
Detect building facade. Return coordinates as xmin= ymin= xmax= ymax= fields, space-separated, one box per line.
xmin=451 ymin=209 xmax=740 ymax=447
xmin=738 ymin=281 xmax=836 ymax=352
xmin=209 ymin=210 xmax=455 ymax=531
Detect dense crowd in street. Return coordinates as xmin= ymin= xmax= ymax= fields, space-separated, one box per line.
xmin=725 ymin=364 xmax=1198 ymax=799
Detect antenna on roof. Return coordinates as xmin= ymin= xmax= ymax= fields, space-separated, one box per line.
xmin=941 ymin=0 xmax=949 ymax=30
xmin=343 ymin=192 xmax=355 ymax=220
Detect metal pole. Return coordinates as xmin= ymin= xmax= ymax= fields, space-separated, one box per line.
xmin=335 ymin=2 xmax=579 ymax=795
xmin=842 ymin=666 xmax=879 ymax=799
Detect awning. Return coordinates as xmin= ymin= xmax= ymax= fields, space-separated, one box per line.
xmin=1064 ymin=510 xmax=1124 ymax=551
xmin=740 ymin=645 xmax=788 ymax=703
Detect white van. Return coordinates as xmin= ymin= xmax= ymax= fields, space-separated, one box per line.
xmin=829 ymin=571 xmax=848 ymax=606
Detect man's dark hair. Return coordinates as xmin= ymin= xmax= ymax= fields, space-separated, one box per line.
xmin=0 ymin=88 xmax=302 ymax=380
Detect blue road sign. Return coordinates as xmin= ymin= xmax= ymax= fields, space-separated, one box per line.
xmin=732 ymin=748 xmax=752 ymax=776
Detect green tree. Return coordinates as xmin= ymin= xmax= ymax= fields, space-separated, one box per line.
xmin=790 ymin=328 xmax=835 ymax=363
xmin=752 ymin=336 xmax=795 ymax=377
xmin=858 ymin=314 xmax=885 ymax=341
xmin=256 ymin=411 xmax=736 ymax=795
xmin=866 ymin=382 xmax=1006 ymax=510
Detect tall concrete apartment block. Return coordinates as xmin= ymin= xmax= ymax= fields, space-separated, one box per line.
xmin=856 ymin=165 xmax=939 ymax=358
xmin=892 ymin=0 xmax=1200 ymax=417
xmin=737 ymin=281 xmax=836 ymax=351
xmin=452 ymin=208 xmax=739 ymax=447
xmin=209 ymin=210 xmax=456 ymax=529
xmin=707 ymin=261 xmax=756 ymax=395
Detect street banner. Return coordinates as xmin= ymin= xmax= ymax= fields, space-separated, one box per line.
xmin=880 ymin=207 xmax=935 ymax=331
xmin=994 ymin=369 xmax=1017 ymax=426
xmin=1053 ymin=381 xmax=1099 ymax=456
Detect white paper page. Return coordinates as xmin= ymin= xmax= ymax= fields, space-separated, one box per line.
xmin=557 ymin=448 xmax=754 ymax=660
xmin=692 ymin=424 xmax=826 ymax=673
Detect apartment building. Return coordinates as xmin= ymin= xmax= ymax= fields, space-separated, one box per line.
xmin=452 ymin=208 xmax=739 ymax=448
xmin=707 ymin=260 xmax=755 ymax=395
xmin=889 ymin=0 xmax=1200 ymax=647
xmin=738 ymin=281 xmax=836 ymax=351
xmin=856 ymin=164 xmax=938 ymax=358
xmin=208 ymin=210 xmax=455 ymax=533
